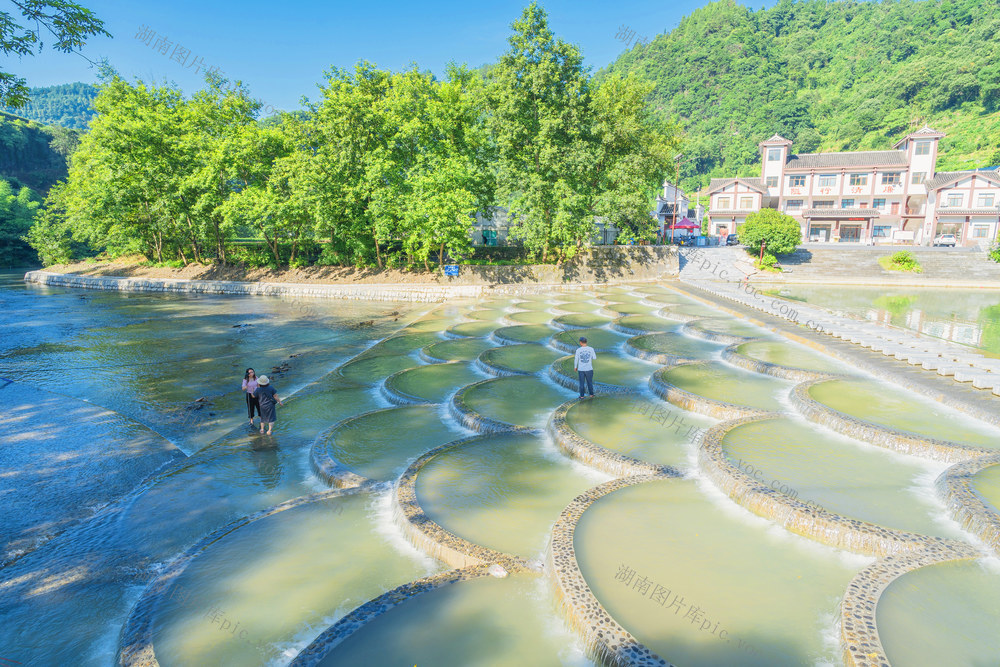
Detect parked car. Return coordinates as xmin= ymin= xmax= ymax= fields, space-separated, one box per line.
xmin=934 ymin=234 xmax=957 ymax=247
xmin=725 ymin=234 xmax=741 ymax=246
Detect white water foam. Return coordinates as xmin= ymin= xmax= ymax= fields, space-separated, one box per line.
xmin=369 ymin=487 xmax=440 ymax=575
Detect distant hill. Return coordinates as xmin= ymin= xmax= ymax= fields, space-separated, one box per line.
xmin=3 ymin=82 xmax=99 ymax=131
xmin=602 ymin=0 xmax=1000 ymax=192
xmin=0 ymin=112 xmax=79 ymax=195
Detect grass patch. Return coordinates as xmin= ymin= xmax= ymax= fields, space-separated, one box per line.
xmin=879 ymin=250 xmax=922 ymax=273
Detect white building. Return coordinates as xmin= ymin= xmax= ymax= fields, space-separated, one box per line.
xmin=707 ymin=127 xmax=1000 ymax=246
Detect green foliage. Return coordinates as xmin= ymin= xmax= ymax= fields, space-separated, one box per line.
xmin=3 ymin=82 xmax=99 ymax=129
xmin=34 ymin=5 xmax=677 ymax=271
xmin=1 ymin=3 xmax=109 ymax=108
xmin=879 ymin=251 xmax=923 ymax=273
xmin=488 ymin=4 xmax=677 ymax=262
xmin=737 ymin=208 xmax=801 ymax=256
xmin=0 ymin=178 xmax=39 ymax=265
xmin=0 ymin=112 xmax=79 ymax=193
xmin=602 ymin=0 xmax=1000 ymax=189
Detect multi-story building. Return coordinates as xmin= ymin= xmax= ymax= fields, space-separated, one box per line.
xmin=654 ymin=180 xmax=705 ymax=238
xmin=707 ymin=127 xmax=1000 ymax=246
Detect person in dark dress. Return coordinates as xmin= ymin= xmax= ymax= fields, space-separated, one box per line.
xmin=242 ymin=368 xmax=261 ymax=427
xmin=252 ymin=375 xmax=283 ymax=435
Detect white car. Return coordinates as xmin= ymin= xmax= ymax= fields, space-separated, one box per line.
xmin=934 ymin=234 xmax=957 ymax=247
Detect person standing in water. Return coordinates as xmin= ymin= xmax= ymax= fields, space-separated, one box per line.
xmin=574 ymin=336 xmax=597 ymax=399
xmin=242 ymin=368 xmax=261 ymax=427
xmin=253 ymin=375 xmax=283 ymax=435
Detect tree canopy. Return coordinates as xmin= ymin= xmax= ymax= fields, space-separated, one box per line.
xmin=738 ymin=208 xmax=802 ymax=258
xmin=29 ymin=3 xmax=676 ymax=269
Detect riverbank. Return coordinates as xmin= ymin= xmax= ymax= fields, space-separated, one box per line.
xmin=26 ymin=248 xmax=679 ymax=301
xmin=40 ymin=246 xmax=677 ymax=286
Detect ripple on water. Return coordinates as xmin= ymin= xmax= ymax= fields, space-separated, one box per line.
xmin=564 ymin=395 xmax=713 ymax=468
xmin=462 ymin=376 xmax=572 ymax=429
xmin=151 ymin=494 xmax=438 ymax=666
xmin=479 ymin=344 xmax=561 ymax=374
xmin=574 ymin=478 xmax=862 ymax=667
xmin=553 ymin=313 xmax=611 ymax=329
xmin=416 ymin=432 xmax=598 ymax=557
xmin=876 ymin=559 xmax=1000 ymax=667
xmin=660 ymin=362 xmax=790 ymax=411
xmin=423 ymin=338 xmax=495 ymax=362
xmin=552 ymin=327 xmax=626 ymax=351
xmin=553 ymin=354 xmax=653 ymax=390
xmin=735 ymin=339 xmax=845 ymax=374
xmin=720 ymin=417 xmax=963 ymax=539
xmin=323 ymin=574 xmax=591 ymax=666
xmin=326 ymin=405 xmax=466 ymax=481
xmin=493 ymin=324 xmax=557 ymax=344
xmin=808 ymin=378 xmax=1000 ymax=448
xmin=972 ymin=464 xmax=1000 ymax=516
xmin=628 ymin=332 xmax=723 ymax=359
xmin=387 ymin=362 xmax=482 ymax=403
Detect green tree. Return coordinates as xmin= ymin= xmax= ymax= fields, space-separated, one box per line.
xmin=738 ymin=208 xmax=801 ymax=259
xmin=1 ymin=3 xmax=110 ymax=108
xmin=487 ymin=3 xmax=594 ymax=263
xmin=0 ymin=178 xmax=39 ymax=264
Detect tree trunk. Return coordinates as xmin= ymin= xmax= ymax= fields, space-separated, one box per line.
xmin=373 ymin=229 xmax=383 ymax=269
xmin=178 ymin=247 xmax=189 ymax=266
xmin=438 ymin=242 xmax=445 ymax=271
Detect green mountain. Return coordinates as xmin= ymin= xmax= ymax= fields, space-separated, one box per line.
xmin=0 ymin=112 xmax=79 ymax=195
xmin=3 ymin=82 xmax=99 ymax=131
xmin=602 ymin=0 xmax=1000 ymax=192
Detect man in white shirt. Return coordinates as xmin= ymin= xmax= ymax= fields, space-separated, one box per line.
xmin=574 ymin=336 xmax=597 ymax=398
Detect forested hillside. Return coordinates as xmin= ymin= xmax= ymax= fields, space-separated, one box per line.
xmin=603 ymin=0 xmax=1000 ymax=192
xmin=0 ymin=113 xmax=78 ymax=195
xmin=3 ymin=83 xmax=99 ymax=130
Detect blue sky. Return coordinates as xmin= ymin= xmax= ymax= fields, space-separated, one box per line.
xmin=14 ymin=0 xmax=771 ymax=111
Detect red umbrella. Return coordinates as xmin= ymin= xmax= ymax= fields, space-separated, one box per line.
xmin=667 ymin=217 xmax=700 ymax=229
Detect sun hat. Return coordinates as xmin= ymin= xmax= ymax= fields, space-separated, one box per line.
xmin=258 ymin=375 xmax=270 ymax=385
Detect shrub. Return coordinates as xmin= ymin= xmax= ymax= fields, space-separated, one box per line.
xmin=879 ymin=250 xmax=922 ymax=273
xmin=738 ymin=209 xmax=802 ymax=258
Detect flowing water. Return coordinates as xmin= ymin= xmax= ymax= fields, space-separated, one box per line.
xmin=3 ymin=271 xmax=998 ymax=666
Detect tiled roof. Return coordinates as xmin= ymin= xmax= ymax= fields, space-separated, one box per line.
xmin=803 ymin=208 xmax=880 ymax=218
xmin=708 ymin=209 xmax=753 ymax=215
xmin=893 ymin=125 xmax=945 ymax=148
xmin=926 ymin=169 xmax=1000 ymax=191
xmin=936 ymin=208 xmax=1000 ymax=217
xmin=785 ymin=151 xmax=908 ymax=170
xmin=707 ymin=177 xmax=768 ymax=195
xmin=759 ymin=134 xmax=792 ymax=146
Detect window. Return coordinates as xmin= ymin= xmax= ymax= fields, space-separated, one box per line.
xmin=914 ymin=141 xmax=931 ymax=156
xmin=740 ymin=196 xmax=754 ymax=209
xmin=974 ymin=226 xmax=990 ymax=238
xmin=849 ymin=174 xmax=867 ymax=187
xmin=813 ymin=200 xmax=835 ymax=209
xmin=765 ymin=176 xmax=778 ymax=187
xmin=841 ymin=199 xmax=855 ymax=209
xmin=818 ymin=174 xmax=837 ymax=187
xmin=767 ymin=148 xmax=782 ymax=162
xmin=716 ymin=196 xmax=731 ymax=210
xmin=911 ymin=172 xmax=926 ymax=185
xmin=873 ymin=226 xmax=891 ymax=238
xmin=977 ymin=193 xmax=996 ymax=207
xmin=873 ymin=198 xmax=886 ymax=210
xmin=784 ymin=199 xmax=804 ymax=211
xmin=881 ymin=172 xmax=901 ymax=185
xmin=789 ymin=175 xmax=806 ymax=187
xmin=946 ymin=194 xmax=963 ymax=208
